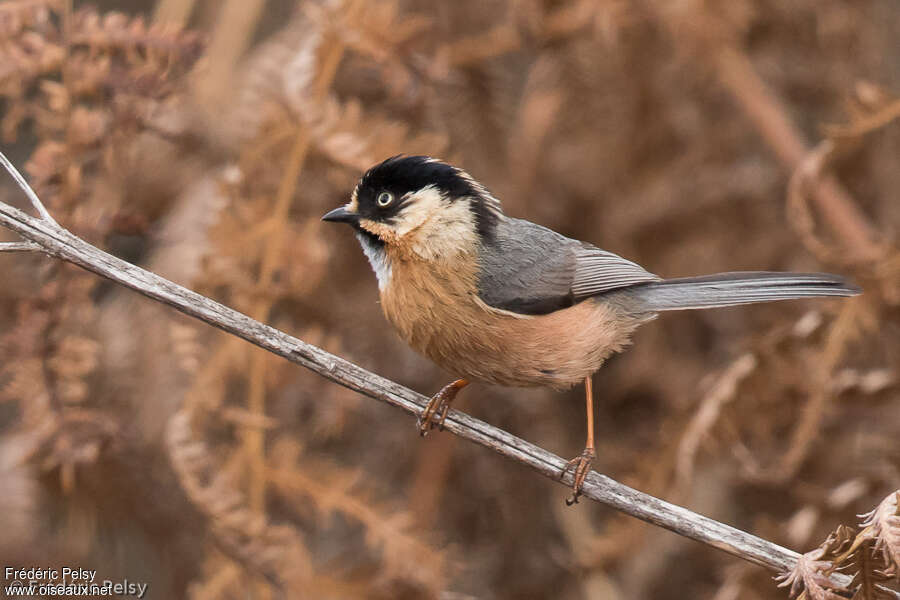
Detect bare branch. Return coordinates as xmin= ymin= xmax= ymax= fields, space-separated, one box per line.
xmin=0 ymin=241 xmax=39 ymax=252
xmin=0 ymin=157 xmax=887 ymax=597
xmin=0 ymin=151 xmax=59 ymax=226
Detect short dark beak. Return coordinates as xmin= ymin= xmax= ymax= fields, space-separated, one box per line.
xmin=321 ymin=206 xmax=359 ymax=224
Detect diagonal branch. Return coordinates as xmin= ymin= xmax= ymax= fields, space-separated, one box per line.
xmin=0 ymin=151 xmax=880 ymax=595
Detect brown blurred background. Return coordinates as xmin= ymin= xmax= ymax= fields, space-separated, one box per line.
xmin=0 ymin=0 xmax=898 ymax=598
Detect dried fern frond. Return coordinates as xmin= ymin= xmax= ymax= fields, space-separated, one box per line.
xmin=0 ymin=0 xmax=58 ymax=37
xmin=848 ymin=539 xmax=894 ymax=600
xmin=859 ymin=492 xmax=900 ymax=579
xmin=69 ymin=9 xmax=202 ymax=71
xmin=777 ymin=526 xmax=854 ymax=600
xmin=780 ymin=497 xmax=900 ymax=600
xmin=307 ymin=0 xmax=431 ymax=63
xmin=304 ymin=96 xmax=449 ymax=171
xmin=268 ymin=438 xmax=449 ymax=595
xmin=165 ymin=409 xmax=314 ymax=591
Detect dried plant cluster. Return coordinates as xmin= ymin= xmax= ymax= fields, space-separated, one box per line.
xmin=0 ymin=0 xmax=898 ymax=598
xmin=778 ymin=491 xmax=900 ymax=599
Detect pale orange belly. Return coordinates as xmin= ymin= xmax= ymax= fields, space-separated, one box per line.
xmin=382 ymin=280 xmax=643 ymax=389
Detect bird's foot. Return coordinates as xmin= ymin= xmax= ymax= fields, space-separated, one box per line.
xmin=560 ymin=447 xmax=595 ymax=505
xmin=418 ymin=379 xmax=468 ymax=436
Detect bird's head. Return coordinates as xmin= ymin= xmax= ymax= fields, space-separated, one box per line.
xmin=322 ymin=156 xmax=502 ymax=264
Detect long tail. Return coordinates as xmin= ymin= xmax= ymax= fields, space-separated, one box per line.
xmin=624 ymin=271 xmax=860 ymax=312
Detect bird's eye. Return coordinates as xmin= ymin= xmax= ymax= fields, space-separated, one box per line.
xmin=376 ymin=191 xmax=394 ymax=207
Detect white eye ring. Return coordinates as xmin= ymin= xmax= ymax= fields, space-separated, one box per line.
xmin=376 ymin=191 xmax=394 ymax=207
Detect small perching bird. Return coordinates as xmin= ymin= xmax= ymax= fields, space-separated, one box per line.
xmin=323 ymin=155 xmax=860 ymax=503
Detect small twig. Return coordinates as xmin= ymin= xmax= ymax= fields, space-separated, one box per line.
xmin=0 ymin=241 xmax=40 ymax=252
xmin=0 ymin=152 xmax=59 ymax=227
xmin=824 ymin=99 xmax=900 ymax=139
xmin=676 ymin=353 xmax=758 ymax=492
xmin=786 ymin=140 xmax=844 ymax=265
xmin=0 ymin=152 xmax=876 ymax=595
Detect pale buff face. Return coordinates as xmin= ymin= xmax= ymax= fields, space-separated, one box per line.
xmin=356 ymin=185 xmax=478 ymax=262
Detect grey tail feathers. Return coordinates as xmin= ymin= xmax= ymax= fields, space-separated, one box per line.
xmin=624 ymin=271 xmax=861 ymax=313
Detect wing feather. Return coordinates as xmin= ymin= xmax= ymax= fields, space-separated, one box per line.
xmin=571 ymin=244 xmax=659 ymax=299
xmin=476 ymin=218 xmax=658 ymax=315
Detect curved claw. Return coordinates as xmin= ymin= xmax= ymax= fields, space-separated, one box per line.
xmin=560 ymin=448 xmax=595 ymax=505
xmin=417 ymin=379 xmax=469 ymax=435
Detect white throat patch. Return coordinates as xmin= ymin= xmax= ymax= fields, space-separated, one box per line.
xmin=355 ymin=233 xmax=392 ymax=290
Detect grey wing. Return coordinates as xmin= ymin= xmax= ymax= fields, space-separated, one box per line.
xmin=476 ymin=217 xmax=659 ymax=315
xmin=477 ymin=218 xmax=575 ymax=314
xmin=570 ymin=243 xmax=659 ymax=300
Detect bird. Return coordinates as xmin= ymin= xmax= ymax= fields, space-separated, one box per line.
xmin=322 ymin=155 xmax=860 ymax=503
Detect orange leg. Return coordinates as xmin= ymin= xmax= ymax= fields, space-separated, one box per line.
xmin=561 ymin=375 xmax=596 ymax=505
xmin=418 ymin=379 xmax=469 ymax=436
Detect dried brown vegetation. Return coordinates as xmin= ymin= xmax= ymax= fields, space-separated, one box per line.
xmin=0 ymin=0 xmax=898 ymax=598
xmin=778 ymin=492 xmax=900 ymax=599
